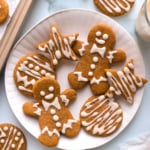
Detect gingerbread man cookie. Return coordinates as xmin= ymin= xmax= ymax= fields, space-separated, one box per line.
xmin=0 ymin=123 xmax=27 ymax=150
xmin=80 ymin=91 xmax=123 ymax=136
xmin=13 ymin=53 xmax=56 ymax=97
xmin=23 ymin=77 xmax=80 ymax=147
xmin=68 ymin=24 xmax=126 ymax=95
xmin=36 ymin=23 xmax=78 ymax=68
xmin=105 ymin=59 xmax=148 ymax=104
xmin=93 ymin=0 xmax=135 ymax=17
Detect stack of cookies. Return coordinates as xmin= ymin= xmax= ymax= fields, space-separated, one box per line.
xmin=13 ymin=22 xmax=147 ymax=147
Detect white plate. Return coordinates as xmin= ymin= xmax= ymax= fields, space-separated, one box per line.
xmin=5 ymin=9 xmax=145 ymax=150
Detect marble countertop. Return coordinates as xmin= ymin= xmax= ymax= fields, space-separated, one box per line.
xmin=1 ymin=0 xmax=150 ymax=150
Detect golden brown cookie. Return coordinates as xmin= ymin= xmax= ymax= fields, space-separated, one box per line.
xmin=68 ymin=24 xmax=126 ymax=95
xmin=80 ymin=93 xmax=123 ymax=136
xmin=105 ymin=59 xmax=148 ymax=104
xmin=0 ymin=123 xmax=27 ymax=150
xmin=0 ymin=0 xmax=9 ymax=24
xmin=23 ymin=77 xmax=80 ymax=147
xmin=13 ymin=53 xmax=56 ymax=97
xmin=93 ymin=0 xmax=135 ymax=17
xmin=36 ymin=23 xmax=78 ymax=68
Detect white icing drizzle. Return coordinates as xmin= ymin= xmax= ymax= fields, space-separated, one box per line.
xmin=74 ymin=72 xmax=88 ymax=82
xmin=41 ymin=126 xmax=60 ymax=137
xmin=107 ymin=50 xmax=117 ymax=63
xmin=90 ymin=44 xmax=106 ymax=58
xmin=33 ymin=103 xmax=42 ymax=116
xmin=61 ymin=119 xmax=78 ymax=134
xmin=90 ymin=76 xmax=107 ymax=85
xmin=78 ymin=43 xmax=88 ymax=56
xmin=81 ymin=95 xmax=123 ymax=135
xmin=106 ymin=61 xmax=144 ymax=103
xmin=0 ymin=128 xmax=6 ymax=138
xmin=99 ymin=0 xmax=134 ymax=14
xmin=37 ymin=26 xmax=77 ymax=66
xmin=17 ymin=138 xmax=25 ymax=150
xmin=42 ymin=97 xmax=61 ymax=111
xmin=60 ymin=95 xmax=70 ymax=106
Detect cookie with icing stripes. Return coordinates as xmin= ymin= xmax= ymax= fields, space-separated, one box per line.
xmin=93 ymin=0 xmax=135 ymax=17
xmin=80 ymin=93 xmax=123 ymax=136
xmin=0 ymin=124 xmax=27 ymax=150
xmin=13 ymin=53 xmax=56 ymax=97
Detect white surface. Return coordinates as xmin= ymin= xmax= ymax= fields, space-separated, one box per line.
xmin=1 ymin=0 xmax=150 ymax=150
xmin=5 ymin=9 xmax=145 ymax=150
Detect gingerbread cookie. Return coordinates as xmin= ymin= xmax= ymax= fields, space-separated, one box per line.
xmin=106 ymin=59 xmax=148 ymax=104
xmin=68 ymin=24 xmax=126 ymax=95
xmin=13 ymin=53 xmax=56 ymax=97
xmin=80 ymin=92 xmax=123 ymax=136
xmin=0 ymin=123 xmax=27 ymax=150
xmin=36 ymin=23 xmax=78 ymax=67
xmin=93 ymin=0 xmax=135 ymax=17
xmin=23 ymin=77 xmax=80 ymax=147
xmin=0 ymin=0 xmax=9 ymax=24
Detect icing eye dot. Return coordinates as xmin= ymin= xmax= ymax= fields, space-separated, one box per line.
xmin=3 ymin=126 xmax=8 ymax=131
xmin=103 ymin=34 xmax=109 ymax=40
xmin=40 ymin=91 xmax=45 ymax=96
xmin=96 ymin=31 xmax=101 ymax=37
xmin=49 ymin=86 xmax=54 ymax=92
xmin=28 ymin=63 xmax=33 ymax=68
xmin=35 ymin=66 xmax=40 ymax=71
xmin=41 ymin=70 xmax=46 ymax=75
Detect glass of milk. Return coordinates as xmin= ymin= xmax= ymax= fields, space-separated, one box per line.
xmin=135 ymin=0 xmax=150 ymax=41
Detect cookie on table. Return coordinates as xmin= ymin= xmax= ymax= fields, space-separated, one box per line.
xmin=80 ymin=92 xmax=123 ymax=136
xmin=23 ymin=77 xmax=80 ymax=147
xmin=0 ymin=123 xmax=27 ymax=150
xmin=13 ymin=53 xmax=56 ymax=97
xmin=105 ymin=59 xmax=148 ymax=104
xmin=0 ymin=0 xmax=9 ymax=24
xmin=36 ymin=23 xmax=78 ymax=68
xmin=68 ymin=23 xmax=126 ymax=95
xmin=93 ymin=0 xmax=135 ymax=17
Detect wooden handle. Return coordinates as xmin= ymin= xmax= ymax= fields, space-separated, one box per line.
xmin=0 ymin=0 xmax=32 ymax=72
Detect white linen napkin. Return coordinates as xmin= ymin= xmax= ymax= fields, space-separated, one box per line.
xmin=0 ymin=0 xmax=20 ymax=40
xmin=119 ymin=133 xmax=150 ymax=150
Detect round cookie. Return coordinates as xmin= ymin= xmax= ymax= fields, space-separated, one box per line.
xmin=80 ymin=94 xmax=123 ymax=136
xmin=13 ymin=53 xmax=56 ymax=97
xmin=0 ymin=0 xmax=9 ymax=24
xmin=0 ymin=123 xmax=27 ymax=150
xmin=93 ymin=0 xmax=135 ymax=17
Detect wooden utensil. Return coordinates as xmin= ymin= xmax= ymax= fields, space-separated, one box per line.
xmin=0 ymin=0 xmax=32 ymax=72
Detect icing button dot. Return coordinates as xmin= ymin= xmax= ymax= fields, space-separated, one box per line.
xmin=17 ymin=132 xmax=21 ymax=136
xmin=15 ymin=136 xmax=19 ymax=141
xmin=28 ymin=63 xmax=33 ymax=68
xmin=93 ymin=56 xmax=99 ymax=63
xmin=53 ymin=115 xmax=59 ymax=121
xmin=23 ymin=61 xmax=28 ymax=65
xmin=45 ymin=73 xmax=51 ymax=77
xmin=88 ymin=71 xmax=93 ymax=76
xmin=90 ymin=64 xmax=96 ymax=70
xmin=56 ymin=122 xmax=61 ymax=127
xmin=11 ymin=144 xmax=15 ymax=148
xmin=50 ymin=109 xmax=56 ymax=115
